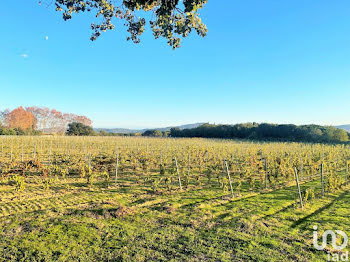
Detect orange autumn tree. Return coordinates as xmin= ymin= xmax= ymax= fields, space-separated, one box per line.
xmin=6 ymin=107 xmax=37 ymax=130
xmin=0 ymin=106 xmax=92 ymax=134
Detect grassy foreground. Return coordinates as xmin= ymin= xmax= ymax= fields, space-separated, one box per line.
xmin=0 ymin=174 xmax=349 ymax=262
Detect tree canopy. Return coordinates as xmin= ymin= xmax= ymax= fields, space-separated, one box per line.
xmin=66 ymin=122 xmax=95 ymax=136
xmin=0 ymin=107 xmax=92 ymax=135
xmin=26 ymin=106 xmax=92 ymax=133
xmin=142 ymin=129 xmax=164 ymax=137
xmin=5 ymin=107 xmax=36 ymax=130
xmin=52 ymin=0 xmax=208 ymax=49
xmin=170 ymin=123 xmax=350 ymax=144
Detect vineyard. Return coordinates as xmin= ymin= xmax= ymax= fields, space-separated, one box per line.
xmin=0 ymin=136 xmax=349 ymax=261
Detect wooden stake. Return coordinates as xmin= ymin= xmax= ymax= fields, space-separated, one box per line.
xmin=33 ymin=144 xmax=36 ymax=160
xmin=10 ymin=143 xmax=13 ymax=162
xmin=115 ymin=145 xmax=119 ymax=187
xmin=21 ymin=144 xmax=23 ymax=162
xmin=294 ymin=167 xmax=303 ymax=209
xmin=174 ymin=157 xmax=182 ymax=190
xmin=224 ymin=160 xmax=234 ymax=198
xmin=264 ymin=158 xmax=268 ymax=189
xmin=88 ymin=153 xmax=91 ymax=170
xmin=345 ymin=160 xmax=348 ymax=185
xmin=300 ymin=157 xmax=303 ymax=181
xmin=48 ymin=142 xmax=52 ymax=167
xmin=187 ymin=154 xmax=191 ymax=176
xmin=321 ymin=162 xmax=325 ymax=197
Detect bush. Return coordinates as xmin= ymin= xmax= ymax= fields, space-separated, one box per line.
xmin=142 ymin=130 xmax=163 ymax=137
xmin=66 ymin=122 xmax=95 ymax=136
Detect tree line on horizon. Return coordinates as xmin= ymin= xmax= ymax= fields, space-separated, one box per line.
xmin=168 ymin=123 xmax=350 ymax=143
xmin=1 ymin=108 xmax=348 ymax=144
xmin=0 ymin=106 xmax=92 ymax=135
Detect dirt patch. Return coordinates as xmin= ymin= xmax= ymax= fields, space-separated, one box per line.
xmin=103 ymin=206 xmax=134 ymax=219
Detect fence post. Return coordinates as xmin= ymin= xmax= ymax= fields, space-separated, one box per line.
xmin=115 ymin=145 xmax=119 ymax=187
xmin=21 ymin=144 xmax=24 ymax=162
xmin=48 ymin=142 xmax=52 ymax=167
xmin=187 ymin=154 xmax=191 ymax=176
xmin=10 ymin=141 xmax=13 ymax=162
xmin=264 ymin=158 xmax=268 ymax=189
xmin=33 ymin=144 xmax=36 ymax=160
xmin=346 ymin=161 xmax=348 ymax=185
xmin=300 ymin=157 xmax=303 ymax=181
xmin=294 ymin=167 xmax=303 ymax=209
xmin=224 ymin=160 xmax=234 ymax=198
xmin=174 ymin=157 xmax=182 ymax=190
xmin=88 ymin=152 xmax=91 ymax=169
xmin=321 ymin=162 xmax=325 ymax=197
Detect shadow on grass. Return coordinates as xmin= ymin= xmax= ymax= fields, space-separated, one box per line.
xmin=291 ymin=190 xmax=349 ymax=229
xmin=261 ymin=202 xmax=296 ymax=220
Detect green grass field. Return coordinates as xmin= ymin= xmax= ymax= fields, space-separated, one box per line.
xmin=0 ymin=172 xmax=349 ymax=262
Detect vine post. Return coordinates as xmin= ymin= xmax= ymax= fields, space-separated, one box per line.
xmin=33 ymin=144 xmax=36 ymax=160
xmin=115 ymin=145 xmax=119 ymax=187
xmin=294 ymin=167 xmax=303 ymax=209
xmin=10 ymin=143 xmax=13 ymax=162
xmin=187 ymin=154 xmax=191 ymax=176
xmin=205 ymin=149 xmax=208 ymax=167
xmin=345 ymin=160 xmax=348 ymax=185
xmin=160 ymin=151 xmax=163 ymax=166
xmin=321 ymin=162 xmax=325 ymax=197
xmin=48 ymin=142 xmax=52 ymax=167
xmin=264 ymin=158 xmax=268 ymax=189
xmin=300 ymin=157 xmax=303 ymax=181
xmin=88 ymin=152 xmax=91 ymax=170
xmin=224 ymin=160 xmax=234 ymax=198
xmin=174 ymin=157 xmax=182 ymax=190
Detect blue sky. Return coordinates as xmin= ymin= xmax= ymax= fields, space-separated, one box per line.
xmin=1 ymin=1 xmax=350 ymax=128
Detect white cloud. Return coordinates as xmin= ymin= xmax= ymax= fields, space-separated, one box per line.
xmin=45 ymin=36 xmax=49 ymax=40
xmin=21 ymin=54 xmax=28 ymax=58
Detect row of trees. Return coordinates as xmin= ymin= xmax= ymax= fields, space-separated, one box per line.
xmin=67 ymin=124 xmax=145 ymax=136
xmin=0 ymin=127 xmax=42 ymax=136
xmin=169 ymin=123 xmax=350 ymax=143
xmin=141 ymin=130 xmax=169 ymax=137
xmin=0 ymin=107 xmax=92 ymax=134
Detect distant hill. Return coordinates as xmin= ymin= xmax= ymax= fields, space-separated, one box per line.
xmin=95 ymin=123 xmax=206 ymax=134
xmin=94 ymin=128 xmax=140 ymax=134
xmin=151 ymin=123 xmax=207 ymax=132
xmin=336 ymin=125 xmax=350 ymax=132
